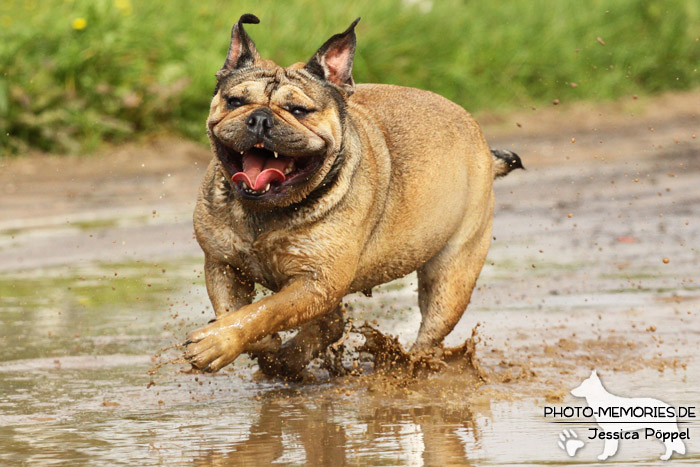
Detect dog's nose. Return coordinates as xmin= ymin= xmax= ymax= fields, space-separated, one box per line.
xmin=246 ymin=109 xmax=274 ymax=138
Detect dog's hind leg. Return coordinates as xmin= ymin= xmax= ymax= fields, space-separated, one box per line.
xmin=412 ymin=205 xmax=493 ymax=354
xmin=661 ymin=436 xmax=686 ymax=460
xmin=252 ymin=305 xmax=345 ymax=379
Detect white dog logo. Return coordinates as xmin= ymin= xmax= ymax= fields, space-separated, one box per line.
xmin=571 ymin=370 xmax=686 ymax=461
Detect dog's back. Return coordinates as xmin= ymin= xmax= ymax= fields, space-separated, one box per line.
xmin=348 ymin=84 xmax=495 ymax=287
xmin=351 ymin=83 xmax=492 ymax=188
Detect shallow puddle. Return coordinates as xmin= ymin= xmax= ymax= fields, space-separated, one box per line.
xmin=1 ymin=251 xmax=698 ymax=465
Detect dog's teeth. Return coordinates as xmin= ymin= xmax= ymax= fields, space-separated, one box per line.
xmin=242 ymin=181 xmax=249 ymax=189
xmin=264 ymin=184 xmax=270 ymax=192
xmin=274 ymin=151 xmax=278 ymax=158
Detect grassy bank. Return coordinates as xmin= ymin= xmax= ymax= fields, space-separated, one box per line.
xmin=1 ymin=0 xmax=698 ymax=154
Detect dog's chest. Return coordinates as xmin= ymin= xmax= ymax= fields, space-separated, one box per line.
xmin=230 ymin=226 xmax=315 ymax=290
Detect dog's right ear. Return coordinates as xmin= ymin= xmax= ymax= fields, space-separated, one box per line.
xmin=305 ymin=18 xmax=360 ymax=96
xmin=217 ymin=14 xmax=261 ymax=80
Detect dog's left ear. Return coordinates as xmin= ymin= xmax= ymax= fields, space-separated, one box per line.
xmin=305 ymin=18 xmax=360 ymax=96
xmin=217 ymin=14 xmax=261 ymax=80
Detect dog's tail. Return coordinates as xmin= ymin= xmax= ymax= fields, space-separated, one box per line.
xmin=491 ymin=149 xmax=524 ymax=179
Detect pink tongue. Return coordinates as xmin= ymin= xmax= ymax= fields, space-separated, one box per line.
xmin=231 ymin=152 xmax=287 ymax=191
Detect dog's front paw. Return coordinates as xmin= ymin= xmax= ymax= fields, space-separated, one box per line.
xmin=184 ymin=318 xmax=245 ymax=372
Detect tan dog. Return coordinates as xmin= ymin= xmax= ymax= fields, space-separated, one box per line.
xmin=184 ymin=14 xmax=522 ymax=377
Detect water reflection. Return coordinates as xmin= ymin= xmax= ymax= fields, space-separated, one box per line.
xmin=192 ymin=387 xmax=478 ymax=466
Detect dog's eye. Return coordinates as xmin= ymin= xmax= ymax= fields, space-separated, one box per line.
xmin=288 ymin=106 xmax=313 ymax=118
xmin=225 ymin=96 xmax=244 ymax=110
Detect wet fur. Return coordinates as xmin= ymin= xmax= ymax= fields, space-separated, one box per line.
xmin=185 ymin=15 xmax=521 ymax=376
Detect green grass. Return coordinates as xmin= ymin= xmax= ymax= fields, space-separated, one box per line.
xmin=1 ymin=0 xmax=699 ymax=153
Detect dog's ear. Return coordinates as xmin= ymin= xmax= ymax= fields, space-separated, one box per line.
xmin=305 ymin=18 xmax=360 ymax=96
xmin=217 ymin=14 xmax=261 ymax=80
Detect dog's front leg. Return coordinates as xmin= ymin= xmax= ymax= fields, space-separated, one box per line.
xmin=203 ymin=256 xmax=281 ymax=355
xmin=598 ymin=438 xmax=619 ymax=460
xmin=204 ymin=256 xmax=254 ymax=317
xmin=184 ymin=276 xmax=349 ymax=372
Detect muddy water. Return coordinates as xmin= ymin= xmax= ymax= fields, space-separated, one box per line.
xmin=1 ymin=150 xmax=699 ymax=465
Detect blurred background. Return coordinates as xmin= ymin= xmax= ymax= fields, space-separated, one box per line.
xmin=1 ymin=0 xmax=699 ymax=155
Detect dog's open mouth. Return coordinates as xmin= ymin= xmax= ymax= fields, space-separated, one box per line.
xmin=216 ymin=141 xmax=324 ymax=197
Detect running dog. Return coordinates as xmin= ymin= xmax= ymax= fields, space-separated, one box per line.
xmin=184 ymin=14 xmax=523 ymax=377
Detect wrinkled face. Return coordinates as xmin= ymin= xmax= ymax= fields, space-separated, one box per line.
xmin=208 ymin=65 xmax=346 ymax=209
xmin=207 ymin=14 xmax=359 ymax=210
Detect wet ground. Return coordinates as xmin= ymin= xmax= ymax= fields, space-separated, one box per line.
xmin=1 ymin=94 xmax=699 ymax=465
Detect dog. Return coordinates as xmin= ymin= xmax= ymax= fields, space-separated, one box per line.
xmin=571 ymin=370 xmax=686 ymax=460
xmin=184 ymin=14 xmax=522 ymax=377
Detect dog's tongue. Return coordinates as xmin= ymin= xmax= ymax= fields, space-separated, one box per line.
xmin=232 ymin=150 xmax=287 ymax=191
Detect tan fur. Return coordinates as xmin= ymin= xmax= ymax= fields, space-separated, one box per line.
xmin=185 ymin=23 xmax=497 ymax=376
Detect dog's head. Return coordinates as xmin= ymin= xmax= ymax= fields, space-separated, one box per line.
xmin=207 ymin=14 xmax=360 ymax=210
xmin=571 ymin=369 xmax=603 ymax=398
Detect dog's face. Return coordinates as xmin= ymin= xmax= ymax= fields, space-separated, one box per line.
xmin=207 ymin=14 xmax=360 ymax=209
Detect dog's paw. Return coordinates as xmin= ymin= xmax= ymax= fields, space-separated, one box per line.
xmin=557 ymin=429 xmax=585 ymax=457
xmin=184 ymin=319 xmax=245 ymax=372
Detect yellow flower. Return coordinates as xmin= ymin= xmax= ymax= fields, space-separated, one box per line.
xmin=72 ymin=17 xmax=87 ymax=30
xmin=114 ymin=0 xmax=132 ymax=15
